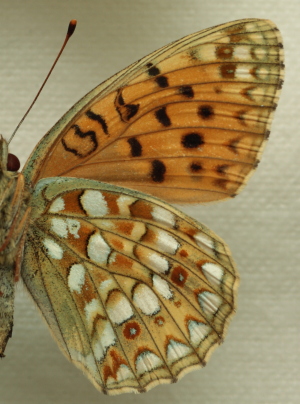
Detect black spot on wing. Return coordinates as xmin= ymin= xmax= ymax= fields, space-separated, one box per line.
xmin=115 ymin=88 xmax=140 ymax=122
xmin=155 ymin=76 xmax=169 ymax=88
xmin=151 ymin=160 xmax=166 ymax=183
xmin=155 ymin=107 xmax=171 ymax=127
xmin=179 ymin=85 xmax=194 ymax=98
xmin=125 ymin=104 xmax=139 ymax=121
xmin=198 ymin=105 xmax=214 ymax=120
xmin=190 ymin=162 xmax=202 ymax=172
xmin=182 ymin=133 xmax=204 ymax=148
xmin=146 ymin=62 xmax=160 ymax=76
xmin=86 ymin=109 xmax=108 ymax=135
xmin=127 ymin=137 xmax=142 ymax=157
xmin=62 ymin=125 xmax=98 ymax=158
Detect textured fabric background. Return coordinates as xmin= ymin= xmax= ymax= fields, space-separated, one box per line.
xmin=0 ymin=1 xmax=298 ymax=403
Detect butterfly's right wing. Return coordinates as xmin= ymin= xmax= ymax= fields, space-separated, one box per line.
xmin=22 ymin=177 xmax=238 ymax=395
xmin=23 ymin=19 xmax=284 ymax=203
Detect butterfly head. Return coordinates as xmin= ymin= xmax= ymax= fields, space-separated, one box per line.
xmin=0 ymin=135 xmax=20 ymax=173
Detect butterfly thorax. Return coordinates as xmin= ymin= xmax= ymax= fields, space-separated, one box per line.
xmin=0 ymin=136 xmax=30 ymax=356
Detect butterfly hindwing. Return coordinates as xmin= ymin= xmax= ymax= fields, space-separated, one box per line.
xmin=23 ymin=19 xmax=284 ymax=203
xmin=22 ymin=177 xmax=238 ymax=394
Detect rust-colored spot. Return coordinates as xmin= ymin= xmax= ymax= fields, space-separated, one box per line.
xmin=183 ymin=226 xmax=198 ymax=238
xmin=179 ymin=249 xmax=189 ymax=258
xmin=185 ymin=314 xmax=205 ymax=325
xmin=123 ymin=321 xmax=141 ymax=340
xmin=174 ymin=300 xmax=182 ymax=308
xmin=130 ymin=200 xmax=153 ymax=220
xmin=74 ymin=278 xmax=96 ymax=309
xmin=154 ymin=316 xmax=165 ymax=326
xmin=110 ymin=253 xmax=133 ymax=270
xmin=110 ymin=238 xmax=124 ymax=251
xmin=51 ymin=190 xmax=84 ymax=215
xmin=69 ymin=224 xmax=95 ymax=257
xmin=103 ymin=192 xmax=119 ymax=215
xmin=141 ymin=228 xmax=156 ymax=244
xmin=103 ymin=350 xmax=128 ymax=383
xmin=216 ymin=45 xmax=234 ymax=59
xmin=171 ymin=266 xmax=188 ymax=287
xmin=115 ymin=221 xmax=134 ymax=236
xmin=220 ymin=63 xmax=236 ymax=79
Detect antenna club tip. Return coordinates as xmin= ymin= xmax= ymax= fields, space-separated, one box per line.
xmin=67 ymin=19 xmax=77 ymax=37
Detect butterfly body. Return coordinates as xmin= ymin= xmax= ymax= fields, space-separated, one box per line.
xmin=0 ymin=137 xmax=30 ymax=355
xmin=0 ymin=19 xmax=283 ymax=394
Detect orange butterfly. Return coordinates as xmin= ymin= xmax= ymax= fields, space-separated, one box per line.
xmin=0 ymin=19 xmax=284 ymax=394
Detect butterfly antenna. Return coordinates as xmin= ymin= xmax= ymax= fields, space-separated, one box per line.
xmin=7 ymin=19 xmax=77 ymax=145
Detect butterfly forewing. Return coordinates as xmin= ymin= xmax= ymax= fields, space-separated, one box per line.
xmin=23 ymin=19 xmax=284 ymax=203
xmin=22 ymin=178 xmax=237 ymax=394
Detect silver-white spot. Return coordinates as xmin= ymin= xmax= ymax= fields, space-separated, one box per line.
xmin=81 ymin=190 xmax=108 ymax=217
xmin=107 ymin=294 xmax=134 ymax=325
xmin=194 ymin=232 xmax=214 ymax=250
xmin=66 ymin=219 xmax=81 ymax=238
xmin=136 ymin=351 xmax=163 ymax=375
xmin=235 ymin=66 xmax=252 ymax=79
xmin=51 ymin=218 xmax=81 ymax=239
xmin=202 ymin=262 xmax=224 ymax=286
xmin=144 ymin=252 xmax=169 ymax=274
xmin=51 ymin=218 xmax=68 ymax=238
xmin=152 ymin=206 xmax=176 ymax=228
xmin=116 ymin=364 xmax=135 ymax=382
xmin=166 ymin=339 xmax=192 ymax=363
xmin=87 ymin=232 xmax=111 ymax=264
xmin=93 ymin=321 xmax=116 ymax=361
xmin=43 ymin=238 xmax=63 ymax=260
xmin=156 ymin=230 xmax=180 ymax=255
xmin=198 ymin=291 xmax=222 ymax=315
xmin=133 ymin=284 xmax=160 ymax=315
xmin=188 ymin=320 xmax=210 ymax=346
xmin=153 ymin=275 xmax=173 ymax=300
xmin=234 ymin=45 xmax=250 ymax=60
xmin=84 ymin=299 xmax=102 ymax=323
xmin=49 ymin=197 xmax=65 ymax=213
xmin=68 ymin=264 xmax=85 ymax=293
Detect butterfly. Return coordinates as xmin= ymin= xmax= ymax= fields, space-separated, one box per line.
xmin=0 ymin=18 xmax=284 ymax=395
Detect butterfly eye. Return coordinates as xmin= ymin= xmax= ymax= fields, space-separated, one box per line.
xmin=7 ymin=153 xmax=20 ymax=171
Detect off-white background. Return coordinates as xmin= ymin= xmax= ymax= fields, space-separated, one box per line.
xmin=0 ymin=0 xmax=298 ymax=403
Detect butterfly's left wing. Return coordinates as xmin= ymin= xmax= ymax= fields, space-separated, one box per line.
xmin=22 ymin=177 xmax=238 ymax=395
xmin=23 ymin=19 xmax=284 ymax=203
